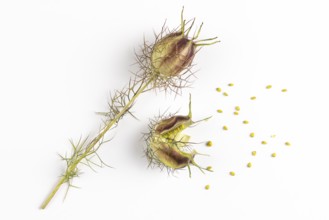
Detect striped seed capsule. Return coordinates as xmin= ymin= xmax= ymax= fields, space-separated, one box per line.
xmin=146 ymin=95 xmax=210 ymax=177
xmin=151 ymin=8 xmax=219 ymax=78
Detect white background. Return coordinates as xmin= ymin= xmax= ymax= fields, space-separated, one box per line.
xmin=1 ymin=0 xmax=329 ymax=219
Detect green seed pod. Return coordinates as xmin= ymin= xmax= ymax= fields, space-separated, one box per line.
xmin=145 ymin=95 xmax=210 ymax=177
xmin=137 ymin=8 xmax=219 ymax=90
xmin=151 ymin=33 xmax=196 ymax=77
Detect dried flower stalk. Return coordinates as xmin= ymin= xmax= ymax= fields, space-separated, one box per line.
xmin=40 ymin=8 xmax=219 ymax=209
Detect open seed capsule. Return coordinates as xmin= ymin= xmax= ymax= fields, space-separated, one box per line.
xmin=145 ymin=95 xmax=210 ymax=177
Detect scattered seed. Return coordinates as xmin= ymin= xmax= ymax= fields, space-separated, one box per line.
xmin=250 ymin=132 xmax=255 ymax=138
xmin=223 ymin=125 xmax=228 ymax=130
xmin=261 ymin=141 xmax=267 ymax=145
xmin=206 ymin=166 xmax=213 ymax=171
xmin=281 ymin=89 xmax=287 ymax=92
xmin=270 ymin=134 xmax=276 ymax=138
xmin=285 ymin=142 xmax=291 ymax=146
xmin=271 ymin=153 xmax=277 ymax=157
xmin=217 ymin=109 xmax=223 ymax=113
xmin=243 ymin=120 xmax=249 ymax=124
xmin=223 ymin=92 xmax=229 ymax=96
xmin=228 ymin=83 xmax=234 ymax=87
xmin=251 ymin=151 xmax=257 ymax=156
xmin=206 ymin=141 xmax=213 ymax=147
xmin=250 ymin=96 xmax=256 ymax=100
xmin=205 ymin=185 xmax=210 ymax=190
xmin=235 ymin=106 xmax=240 ymax=111
xmin=247 ymin=162 xmax=252 ymax=168
xmin=233 ymin=111 xmax=239 ymax=115
xmin=266 ymin=85 xmax=272 ymax=89
xmin=229 ymin=171 xmax=235 ymax=176
xmin=216 ymin=87 xmax=222 ymax=92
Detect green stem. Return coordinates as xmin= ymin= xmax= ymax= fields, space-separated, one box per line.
xmin=40 ymin=77 xmax=154 ymax=209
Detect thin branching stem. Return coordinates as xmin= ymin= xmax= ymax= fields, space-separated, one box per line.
xmin=41 ymin=7 xmax=219 ymax=209
xmin=40 ymin=77 xmax=155 ymax=209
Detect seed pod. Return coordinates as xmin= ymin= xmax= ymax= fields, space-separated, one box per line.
xmin=147 ymin=7 xmax=219 ymax=82
xmin=137 ymin=8 xmax=219 ymax=90
xmin=151 ymin=33 xmax=196 ymax=77
xmin=145 ymin=95 xmax=210 ymax=177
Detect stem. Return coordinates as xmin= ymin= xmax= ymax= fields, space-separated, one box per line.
xmin=40 ymin=77 xmax=154 ymax=209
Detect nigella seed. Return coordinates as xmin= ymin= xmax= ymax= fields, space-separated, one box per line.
xmin=206 ymin=141 xmax=213 ymax=147
xmin=206 ymin=166 xmax=213 ymax=171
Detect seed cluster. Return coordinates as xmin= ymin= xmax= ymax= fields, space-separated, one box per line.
xmin=200 ymin=83 xmax=291 ymax=191
xmin=210 ymin=82 xmax=291 ymax=182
